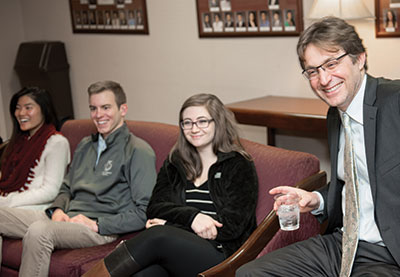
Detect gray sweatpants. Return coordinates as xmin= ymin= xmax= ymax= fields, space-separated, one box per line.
xmin=0 ymin=207 xmax=116 ymax=277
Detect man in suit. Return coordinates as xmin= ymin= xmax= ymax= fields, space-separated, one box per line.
xmin=225 ymin=12 xmax=234 ymax=28
xmin=236 ymin=12 xmax=246 ymax=28
xmin=237 ymin=16 xmax=400 ymax=276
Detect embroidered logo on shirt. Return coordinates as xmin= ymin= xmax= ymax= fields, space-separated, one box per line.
xmin=214 ymin=172 xmax=222 ymax=179
xmin=102 ymin=160 xmax=113 ymax=176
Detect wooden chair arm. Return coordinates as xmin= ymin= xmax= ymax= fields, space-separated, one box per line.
xmin=296 ymin=170 xmax=327 ymax=192
xmin=198 ymin=170 xmax=327 ymax=277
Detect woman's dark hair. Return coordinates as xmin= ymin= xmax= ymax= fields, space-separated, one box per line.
xmin=9 ymin=87 xmax=59 ymax=131
xmin=1 ymin=87 xmax=59 ymax=165
xmin=386 ymin=10 xmax=397 ymax=28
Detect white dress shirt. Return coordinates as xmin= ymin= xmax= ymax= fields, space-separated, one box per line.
xmin=96 ymin=134 xmax=107 ymax=166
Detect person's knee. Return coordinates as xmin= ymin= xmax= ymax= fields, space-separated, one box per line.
xmin=23 ymin=220 xmax=53 ymax=245
xmin=138 ymin=225 xmax=171 ymax=242
xmin=125 ymin=225 xmax=172 ymax=255
xmin=236 ymin=262 xmax=259 ymax=277
xmin=236 ymin=264 xmax=248 ymax=277
xmin=145 ymin=225 xmax=171 ymax=239
xmin=0 ymin=207 xmax=15 ymax=220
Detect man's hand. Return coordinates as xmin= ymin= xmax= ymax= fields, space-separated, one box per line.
xmin=51 ymin=209 xmax=70 ymax=222
xmin=270 ymin=186 xmax=320 ymax=213
xmin=69 ymin=214 xmax=98 ymax=233
xmin=191 ymin=213 xmax=223 ymax=240
xmin=146 ymin=218 xmax=167 ymax=229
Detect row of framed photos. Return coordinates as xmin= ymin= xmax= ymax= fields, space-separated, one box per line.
xmin=196 ymin=0 xmax=303 ymax=37
xmin=205 ymin=0 xmax=282 ymax=12
xmin=79 ymin=0 xmax=134 ymax=6
xmin=70 ymin=0 xmax=300 ymax=36
xmin=73 ymin=9 xmax=145 ymax=30
xmin=69 ymin=0 xmax=148 ymax=34
xmin=202 ymin=9 xmax=297 ymax=33
xmin=69 ymin=0 xmax=400 ymax=38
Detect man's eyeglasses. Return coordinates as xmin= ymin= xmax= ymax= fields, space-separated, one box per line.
xmin=302 ymin=53 xmax=348 ymax=80
xmin=180 ymin=118 xmax=214 ymax=130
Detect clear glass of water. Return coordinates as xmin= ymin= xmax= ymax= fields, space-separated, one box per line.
xmin=274 ymin=192 xmax=300 ymax=231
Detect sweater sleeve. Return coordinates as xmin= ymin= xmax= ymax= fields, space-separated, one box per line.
xmin=46 ymin=137 xmax=88 ymax=214
xmin=215 ymin=156 xmax=258 ymax=242
xmin=97 ymin=140 xmax=157 ymax=235
xmin=146 ymin=159 xmax=200 ymax=228
xmin=0 ymin=135 xmax=71 ymax=208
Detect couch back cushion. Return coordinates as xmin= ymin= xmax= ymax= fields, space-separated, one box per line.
xmin=60 ymin=119 xmax=179 ymax=172
xmin=240 ymin=140 xmax=319 ymax=225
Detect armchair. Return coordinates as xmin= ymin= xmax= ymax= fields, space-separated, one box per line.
xmin=199 ymin=140 xmax=327 ymax=277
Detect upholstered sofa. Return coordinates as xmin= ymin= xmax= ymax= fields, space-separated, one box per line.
xmin=0 ymin=119 xmax=326 ymax=276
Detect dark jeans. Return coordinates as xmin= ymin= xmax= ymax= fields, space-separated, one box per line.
xmin=236 ymin=230 xmax=400 ymax=277
xmin=125 ymin=225 xmax=225 ymax=277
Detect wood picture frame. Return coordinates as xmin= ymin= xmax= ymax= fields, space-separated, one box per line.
xmin=196 ymin=0 xmax=303 ymax=38
xmin=69 ymin=0 xmax=149 ymax=34
xmin=375 ymin=0 xmax=400 ymax=37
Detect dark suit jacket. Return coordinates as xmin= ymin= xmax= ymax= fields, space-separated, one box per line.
xmin=316 ymin=74 xmax=400 ymax=266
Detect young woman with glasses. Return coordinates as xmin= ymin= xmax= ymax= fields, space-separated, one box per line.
xmin=84 ymin=93 xmax=258 ymax=277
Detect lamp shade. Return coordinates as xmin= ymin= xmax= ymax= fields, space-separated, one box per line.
xmin=308 ymin=0 xmax=374 ymax=20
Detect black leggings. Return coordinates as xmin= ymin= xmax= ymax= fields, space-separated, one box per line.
xmin=125 ymin=225 xmax=225 ymax=277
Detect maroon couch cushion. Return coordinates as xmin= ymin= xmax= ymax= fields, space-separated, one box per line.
xmin=240 ymin=140 xmax=319 ymax=224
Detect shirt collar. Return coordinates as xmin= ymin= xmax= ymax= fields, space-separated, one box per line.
xmin=98 ymin=133 xmax=106 ymax=147
xmin=91 ymin=122 xmax=127 ymax=145
xmin=97 ymin=133 xmax=107 ymax=154
xmin=95 ymin=133 xmax=107 ymax=166
xmin=339 ymin=74 xmax=366 ymax=125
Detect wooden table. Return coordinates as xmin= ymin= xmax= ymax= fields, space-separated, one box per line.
xmin=226 ymin=96 xmax=329 ymax=146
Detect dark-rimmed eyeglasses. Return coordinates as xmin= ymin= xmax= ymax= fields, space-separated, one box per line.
xmin=180 ymin=118 xmax=214 ymax=130
xmin=302 ymin=53 xmax=348 ymax=80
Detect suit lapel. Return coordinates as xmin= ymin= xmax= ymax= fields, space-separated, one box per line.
xmin=363 ymin=75 xmax=378 ymax=198
xmin=327 ymin=107 xmax=343 ymax=227
xmin=327 ymin=107 xmax=340 ymax=182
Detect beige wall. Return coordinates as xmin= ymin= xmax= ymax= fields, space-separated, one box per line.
xmin=0 ymin=85 xmax=7 ymax=141
xmin=0 ymin=0 xmax=25 ymax=140
xmin=1 ymin=0 xmax=400 ymax=177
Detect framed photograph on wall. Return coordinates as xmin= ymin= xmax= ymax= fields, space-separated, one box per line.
xmin=376 ymin=0 xmax=400 ymax=37
xmin=196 ymin=0 xmax=303 ymax=38
xmin=69 ymin=0 xmax=149 ymax=34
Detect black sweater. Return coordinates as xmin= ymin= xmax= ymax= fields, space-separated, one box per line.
xmin=147 ymin=151 xmax=258 ymax=257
